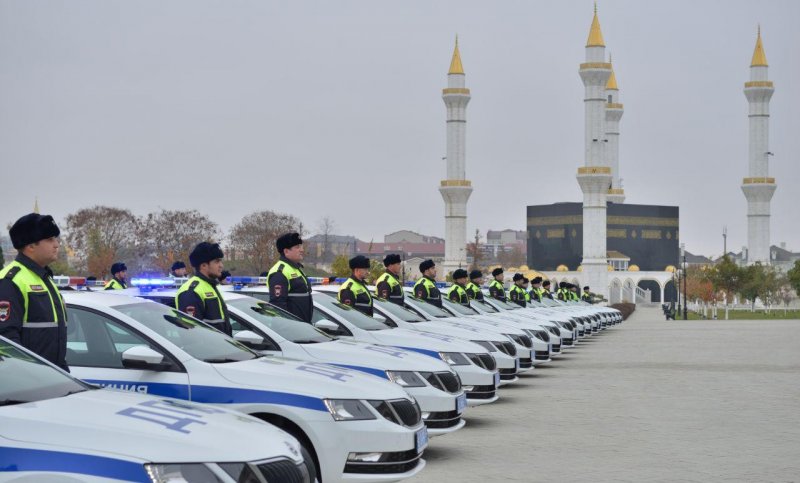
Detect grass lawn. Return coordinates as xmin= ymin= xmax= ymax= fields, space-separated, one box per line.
xmin=682 ymin=309 xmax=800 ymax=320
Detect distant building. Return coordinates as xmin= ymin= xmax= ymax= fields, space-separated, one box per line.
xmin=485 ymin=229 xmax=527 ymax=259
xmin=304 ymin=234 xmax=357 ymax=264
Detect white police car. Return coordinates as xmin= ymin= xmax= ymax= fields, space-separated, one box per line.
xmin=234 ymin=287 xmax=501 ymax=407
xmin=137 ymin=288 xmax=467 ymax=436
xmin=60 ymin=291 xmax=428 ymax=483
xmin=480 ymin=297 xmax=573 ymax=353
xmin=466 ymin=298 xmax=553 ymax=363
xmin=0 ymin=335 xmax=312 ymax=483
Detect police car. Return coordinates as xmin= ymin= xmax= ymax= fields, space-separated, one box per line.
xmin=0 ymin=335 xmax=312 ymax=483
xmin=234 ymin=286 xmax=501 ymax=406
xmin=59 ymin=291 xmax=428 ymax=483
xmin=136 ymin=287 xmax=467 ymax=436
xmin=479 ymin=296 xmax=575 ymax=352
xmin=465 ymin=298 xmax=554 ymax=363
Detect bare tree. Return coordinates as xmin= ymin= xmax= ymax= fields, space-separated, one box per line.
xmin=317 ymin=216 xmax=337 ymax=263
xmin=64 ymin=206 xmax=138 ymax=277
xmin=137 ymin=210 xmax=221 ymax=273
xmin=467 ymin=229 xmax=482 ymax=270
xmin=228 ymin=210 xmax=304 ymax=274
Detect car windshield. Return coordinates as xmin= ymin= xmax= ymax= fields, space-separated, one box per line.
xmin=441 ymin=298 xmax=479 ymax=316
xmin=112 ymin=302 xmax=258 ymax=363
xmin=228 ymin=297 xmax=332 ymax=344
xmin=489 ymin=298 xmax=521 ymax=310
xmin=313 ymin=293 xmax=390 ymax=331
xmin=0 ymin=339 xmax=89 ymax=406
xmin=471 ymin=300 xmax=499 ymax=313
xmin=373 ymin=299 xmax=426 ymax=322
xmin=405 ymin=295 xmax=451 ymax=318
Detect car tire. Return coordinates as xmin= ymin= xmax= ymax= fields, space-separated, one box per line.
xmin=300 ymin=444 xmax=319 ymax=483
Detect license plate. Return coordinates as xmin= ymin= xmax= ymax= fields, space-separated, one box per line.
xmin=415 ymin=426 xmax=429 ymax=453
xmin=515 ymin=358 xmax=520 ymax=370
xmin=455 ymin=393 xmax=467 ymax=414
xmin=493 ymin=371 xmax=500 ymax=387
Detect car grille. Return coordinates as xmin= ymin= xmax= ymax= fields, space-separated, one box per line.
xmin=519 ymin=357 xmax=533 ymax=368
xmin=465 ymin=383 xmax=496 ymax=399
xmin=257 ymin=459 xmax=310 ymax=483
xmin=499 ymin=367 xmax=517 ymax=380
xmin=422 ymin=371 xmax=461 ymax=394
xmin=534 ymin=350 xmax=549 ymax=361
xmin=562 ymin=337 xmax=574 ymax=346
xmin=547 ymin=327 xmax=560 ymax=336
xmin=534 ymin=330 xmax=550 ymax=342
xmin=551 ymin=343 xmax=561 ymax=353
xmin=390 ymin=399 xmax=421 ymax=427
xmin=509 ymin=334 xmax=533 ymax=348
xmin=578 ymin=330 xmax=585 ymax=336
xmin=494 ymin=341 xmax=517 ymax=357
xmin=468 ymin=353 xmax=497 ymax=371
xmin=425 ymin=409 xmax=462 ymax=429
xmin=344 ymin=449 xmax=423 ymax=475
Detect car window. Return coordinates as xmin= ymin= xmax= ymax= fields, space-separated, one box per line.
xmin=405 ymin=295 xmax=451 ymax=318
xmin=228 ymin=298 xmax=332 ymax=344
xmin=373 ymin=299 xmax=425 ymax=322
xmin=66 ymin=307 xmax=174 ymax=370
xmin=313 ymin=293 xmax=390 ymax=331
xmin=0 ymin=339 xmax=89 ymax=405
xmin=472 ymin=300 xmax=499 ymax=313
xmin=111 ymin=302 xmax=258 ymax=363
xmin=441 ymin=298 xmax=478 ymax=316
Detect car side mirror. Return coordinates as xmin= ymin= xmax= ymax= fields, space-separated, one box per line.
xmin=121 ymin=346 xmax=171 ymax=371
xmin=314 ymin=319 xmax=340 ymax=334
xmin=234 ymin=330 xmax=264 ymax=345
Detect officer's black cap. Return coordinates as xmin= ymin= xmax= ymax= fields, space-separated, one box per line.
xmin=171 ymin=261 xmax=186 ymax=271
xmin=419 ymin=259 xmax=435 ymax=273
xmin=9 ymin=213 xmax=60 ymax=250
xmin=491 ymin=267 xmax=504 ymax=277
xmin=532 ymin=276 xmax=543 ymax=284
xmin=512 ymin=273 xmax=523 ymax=282
xmin=583 ymin=286 xmax=590 ymax=291
xmin=219 ymin=270 xmax=231 ymax=281
xmin=189 ymin=242 xmax=224 ymax=268
xmin=349 ymin=255 xmax=370 ymax=270
xmin=522 ymin=277 xmax=529 ymax=284
xmin=110 ymin=262 xmax=127 ymax=275
xmin=469 ymin=270 xmax=482 ymax=280
xmin=543 ymin=280 xmax=551 ymax=287
xmin=452 ymin=269 xmax=468 ymax=280
xmin=383 ymin=253 xmax=402 ymax=267
xmin=559 ymin=281 xmax=567 ymax=288
xmin=276 ymin=232 xmax=303 ymax=253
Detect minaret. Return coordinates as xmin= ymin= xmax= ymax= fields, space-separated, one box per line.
xmin=741 ymin=26 xmax=776 ymax=265
xmin=439 ymin=37 xmax=473 ymax=278
xmin=576 ymin=4 xmax=612 ymax=298
xmin=605 ymin=56 xmax=625 ymax=204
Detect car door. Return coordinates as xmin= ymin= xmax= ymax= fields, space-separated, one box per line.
xmin=228 ymin=313 xmax=284 ymax=356
xmin=66 ymin=306 xmax=191 ymax=399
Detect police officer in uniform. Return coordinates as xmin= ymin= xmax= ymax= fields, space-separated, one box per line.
xmin=176 ymin=242 xmax=232 ymax=335
xmin=508 ymin=273 xmax=527 ymax=307
xmin=530 ymin=276 xmax=544 ymax=302
xmin=522 ymin=277 xmax=532 ymax=304
xmin=556 ymin=281 xmax=569 ymax=301
xmin=170 ymin=261 xmax=188 ymax=278
xmin=414 ymin=259 xmax=442 ymax=308
xmin=0 ymin=213 xmax=69 ymax=371
xmin=488 ymin=267 xmax=506 ymax=302
xmin=447 ymin=269 xmax=470 ymax=307
xmin=569 ymin=284 xmax=580 ymax=301
xmin=104 ymin=262 xmax=127 ymax=290
xmin=267 ymin=233 xmax=313 ymax=323
xmin=581 ymin=285 xmax=593 ymax=303
xmin=465 ymin=270 xmax=484 ymax=301
xmin=542 ymin=279 xmax=554 ymax=299
xmin=374 ymin=254 xmax=404 ymax=306
xmin=338 ymin=255 xmax=373 ymax=316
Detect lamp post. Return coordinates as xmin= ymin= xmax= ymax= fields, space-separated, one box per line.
xmin=683 ymin=254 xmax=688 ymax=320
xmin=678 ymin=244 xmax=685 ymax=316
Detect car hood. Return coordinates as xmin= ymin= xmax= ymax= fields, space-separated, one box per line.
xmin=299 ymin=339 xmax=453 ymax=374
xmin=212 ymin=356 xmax=411 ymax=402
xmin=440 ymin=316 xmax=527 ymax=335
xmin=0 ymin=389 xmax=302 ymax=464
xmin=359 ymin=328 xmax=488 ymax=357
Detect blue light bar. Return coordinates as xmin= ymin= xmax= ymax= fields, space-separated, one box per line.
xmin=130 ymin=278 xmax=179 ymax=287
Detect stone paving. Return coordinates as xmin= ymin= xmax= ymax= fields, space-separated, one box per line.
xmin=410 ymin=307 xmax=800 ymax=482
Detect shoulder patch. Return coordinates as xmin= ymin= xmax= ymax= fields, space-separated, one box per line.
xmin=185 ymin=306 xmax=196 ymax=317
xmin=0 ymin=301 xmax=10 ymax=322
xmin=30 ymin=285 xmax=45 ymax=291
xmin=204 ymin=292 xmax=215 ymax=297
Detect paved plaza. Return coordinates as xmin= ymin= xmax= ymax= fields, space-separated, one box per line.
xmin=411 ymin=308 xmax=800 ymax=482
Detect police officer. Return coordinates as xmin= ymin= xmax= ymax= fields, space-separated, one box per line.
xmin=569 ymin=284 xmax=580 ymax=301
xmin=508 ymin=273 xmax=527 ymax=307
xmin=556 ymin=281 xmax=569 ymax=301
xmin=414 ymin=259 xmax=442 ymax=308
xmin=374 ymin=254 xmax=404 ymax=306
xmin=542 ymin=280 xmax=554 ymax=299
xmin=267 ymin=232 xmax=313 ymax=323
xmin=530 ymin=276 xmax=544 ymax=302
xmin=488 ymin=267 xmax=506 ymax=302
xmin=338 ymin=255 xmax=373 ymax=316
xmin=176 ymin=242 xmax=232 ymax=335
xmin=0 ymin=213 xmax=68 ymax=371
xmin=104 ymin=262 xmax=127 ymax=290
xmin=465 ymin=270 xmax=484 ymax=301
xmin=581 ymin=285 xmax=593 ymax=303
xmin=447 ymin=269 xmax=470 ymax=306
xmin=522 ymin=277 xmax=532 ymax=304
xmin=170 ymin=261 xmax=188 ymax=278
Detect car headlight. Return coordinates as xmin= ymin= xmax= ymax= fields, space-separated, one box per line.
xmin=470 ymin=340 xmax=497 ymax=352
xmin=386 ymin=370 xmax=426 ymax=387
xmin=323 ymin=399 xmax=376 ymax=421
xmin=145 ymin=463 xmax=221 ymax=483
xmin=438 ymin=352 xmax=470 ymax=365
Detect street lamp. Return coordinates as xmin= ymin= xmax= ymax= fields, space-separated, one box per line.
xmin=683 ymin=254 xmax=688 ymax=320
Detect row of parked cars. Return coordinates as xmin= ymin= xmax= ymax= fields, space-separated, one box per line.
xmin=1 ymin=276 xmax=622 ymax=482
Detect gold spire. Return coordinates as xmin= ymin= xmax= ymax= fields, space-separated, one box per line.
xmin=586 ymin=2 xmax=605 ymax=47
xmin=750 ymin=25 xmax=768 ymax=67
xmin=448 ymin=35 xmax=464 ymax=74
xmin=606 ymin=54 xmax=618 ymax=89
xmin=33 ymin=197 xmax=40 ymax=214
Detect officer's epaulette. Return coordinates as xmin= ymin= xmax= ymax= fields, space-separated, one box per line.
xmin=188 ymin=280 xmax=200 ymax=290
xmin=4 ymin=266 xmax=21 ymax=280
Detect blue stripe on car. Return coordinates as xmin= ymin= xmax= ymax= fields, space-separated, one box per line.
xmin=0 ymin=447 xmax=148 ymax=482
xmin=395 ymin=346 xmax=441 ymax=359
xmin=330 ymin=364 xmax=389 ymax=379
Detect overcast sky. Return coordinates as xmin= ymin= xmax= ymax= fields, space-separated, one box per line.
xmin=0 ymin=0 xmax=797 ymax=258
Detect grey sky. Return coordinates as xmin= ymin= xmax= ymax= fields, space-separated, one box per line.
xmin=1 ymin=0 xmax=797 ymax=259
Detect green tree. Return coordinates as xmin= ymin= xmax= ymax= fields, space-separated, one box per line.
xmin=330 ymin=255 xmax=350 ymax=278
xmin=368 ymin=259 xmax=384 ymax=284
xmin=787 ymin=260 xmax=800 ymax=295
xmin=708 ymin=256 xmax=743 ymax=319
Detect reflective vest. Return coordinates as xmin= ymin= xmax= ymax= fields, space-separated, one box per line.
xmin=374 ymin=272 xmax=404 ymax=305
xmin=414 ymin=277 xmax=442 ymax=307
xmin=530 ymin=287 xmax=542 ymax=302
xmin=266 ymin=259 xmax=313 ymax=323
xmin=176 ymin=276 xmax=229 ymax=332
xmin=524 ymin=290 xmax=531 ymax=303
xmin=489 ymin=279 xmax=506 ymax=301
xmin=0 ymin=261 xmax=67 ymax=369
xmin=508 ymin=284 xmax=527 ymax=307
xmin=339 ymin=277 xmax=373 ymax=316
xmin=104 ymin=278 xmax=126 ymax=290
xmin=465 ymin=282 xmax=484 ymax=301
xmin=447 ymin=283 xmax=470 ymax=306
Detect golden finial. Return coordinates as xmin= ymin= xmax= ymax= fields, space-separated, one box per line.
xmin=448 ymin=34 xmax=464 ymax=74
xmin=33 ymin=197 xmax=40 ymax=214
xmin=751 ymin=25 xmax=768 ymax=67
xmin=586 ymin=3 xmax=605 ymax=47
xmin=606 ymin=54 xmax=618 ymax=89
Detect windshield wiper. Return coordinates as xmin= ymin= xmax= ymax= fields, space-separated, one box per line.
xmin=0 ymin=399 xmax=29 ymax=406
xmin=203 ymin=357 xmax=247 ymax=363
xmin=293 ymin=339 xmax=324 ymax=344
